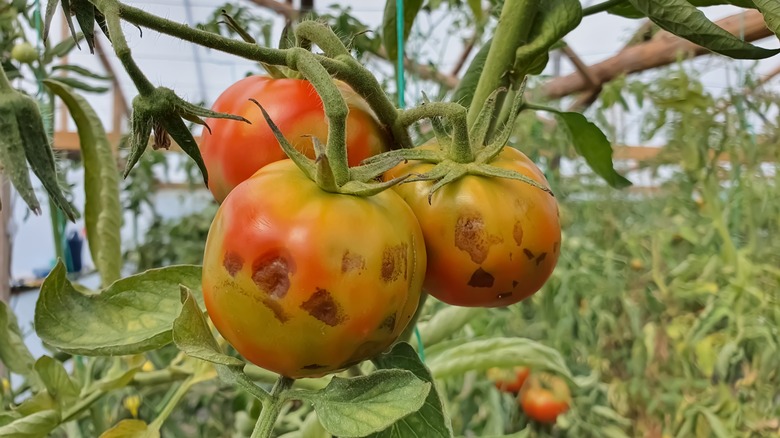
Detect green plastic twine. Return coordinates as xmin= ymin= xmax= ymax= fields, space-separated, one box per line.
xmin=396 ymin=0 xmax=425 ymax=362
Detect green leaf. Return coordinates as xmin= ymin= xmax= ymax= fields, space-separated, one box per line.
xmin=514 ymin=0 xmax=583 ymax=79
xmin=552 ymin=110 xmax=632 ymax=188
xmin=51 ymin=64 xmax=112 ymax=80
xmin=34 ymin=356 xmax=80 ymax=405
xmin=48 ymin=76 xmax=109 ymax=93
xmin=0 ymin=301 xmax=36 ymax=376
xmin=426 ymin=337 xmax=581 ymax=384
xmin=609 ymin=0 xmax=757 ymax=18
xmin=296 ymin=369 xmax=431 ymax=437
xmin=43 ymin=34 xmax=83 ymax=63
xmin=416 ymin=307 xmax=482 ymax=348
xmin=35 ymin=262 xmax=203 ymax=355
xmin=0 ymin=412 xmax=19 ymax=428
xmin=754 ymin=0 xmax=780 ymax=38
xmin=452 ymin=38 xmax=492 ymax=106
xmin=0 ymin=410 xmax=60 ymax=438
xmin=172 ymin=286 xmax=244 ymax=367
xmin=467 ymin=0 xmax=483 ymax=24
xmin=99 ymin=419 xmax=160 ymax=438
xmin=627 ymin=0 xmax=780 ymax=59
xmin=44 ymin=79 xmax=122 ymax=286
xmin=382 ymin=0 xmax=424 ymax=63
xmin=369 ymin=343 xmax=453 ymax=438
xmin=459 ymin=431 xmax=529 ymax=438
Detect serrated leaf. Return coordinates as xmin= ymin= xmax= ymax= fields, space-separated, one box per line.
xmin=296 ymin=369 xmax=431 ymax=437
xmin=369 ymin=343 xmax=453 ymax=438
xmin=44 ymin=79 xmax=122 ymax=286
xmin=0 ymin=301 xmax=36 ymax=376
xmin=628 ymin=0 xmax=779 ymax=59
xmin=100 ymin=419 xmax=160 ymax=438
xmin=34 ymin=356 xmax=80 ymax=404
xmin=172 ymin=286 xmax=244 ymax=367
xmin=552 ymin=111 xmax=632 ymax=188
xmin=382 ymin=0 xmax=424 ymax=63
xmin=49 ymin=76 xmax=109 ymax=93
xmin=426 ymin=337 xmax=578 ymax=383
xmin=452 ymin=38 xmax=492 ymax=106
xmin=0 ymin=409 xmax=60 ymax=438
xmin=35 ymin=262 xmax=203 ymax=355
xmin=51 ymin=64 xmax=112 ymax=80
xmin=754 ymin=0 xmax=780 ymax=38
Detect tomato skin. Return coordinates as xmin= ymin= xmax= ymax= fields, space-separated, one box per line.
xmin=487 ymin=366 xmax=530 ymax=393
xmin=202 ymin=160 xmax=426 ymax=378
xmin=519 ymin=387 xmax=570 ymax=424
xmin=200 ymin=76 xmax=390 ymax=202
xmin=386 ymin=144 xmax=561 ymax=307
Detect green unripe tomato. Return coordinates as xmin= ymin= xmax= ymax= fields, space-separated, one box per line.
xmin=11 ymin=42 xmax=37 ymax=64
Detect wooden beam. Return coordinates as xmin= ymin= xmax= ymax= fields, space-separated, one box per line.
xmin=542 ymin=10 xmax=774 ymax=99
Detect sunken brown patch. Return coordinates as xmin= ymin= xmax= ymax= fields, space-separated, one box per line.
xmin=513 ymin=221 xmax=524 ymax=246
xmin=523 ymin=248 xmax=535 ymax=259
xmin=512 ymin=280 xmax=519 ymax=288
xmin=380 ymin=314 xmax=397 ymax=332
xmin=302 ymin=363 xmax=327 ymax=370
xmin=468 ymin=268 xmax=495 ymax=288
xmin=455 ymin=214 xmax=502 ymax=264
xmin=381 ymin=244 xmax=408 ymax=283
xmin=553 ymin=241 xmax=560 ymax=254
xmin=497 ymin=291 xmax=513 ymax=300
xmin=223 ymin=251 xmax=244 ymax=277
xmin=262 ymin=298 xmax=289 ymax=323
xmin=535 ymin=252 xmax=548 ymax=265
xmin=341 ymin=251 xmax=366 ymax=273
xmin=301 ymin=288 xmax=346 ymax=326
xmin=252 ymin=255 xmax=293 ymax=298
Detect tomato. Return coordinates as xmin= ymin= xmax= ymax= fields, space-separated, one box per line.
xmin=519 ymin=374 xmax=570 ymax=424
xmin=200 ymin=76 xmax=390 ymax=202
xmin=202 ymin=160 xmax=426 ymax=378
xmin=487 ymin=366 xmax=530 ymax=393
xmin=11 ymin=42 xmax=37 ymax=64
xmin=385 ymin=144 xmax=561 ymax=307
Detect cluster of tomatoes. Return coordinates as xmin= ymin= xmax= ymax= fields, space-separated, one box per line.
xmin=488 ymin=367 xmax=571 ymax=424
xmin=199 ymin=77 xmax=561 ymax=379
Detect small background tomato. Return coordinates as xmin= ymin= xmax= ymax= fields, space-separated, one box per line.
xmin=519 ymin=374 xmax=571 ymax=424
xmin=200 ymin=76 xmax=390 ymax=202
xmin=202 ymin=160 xmax=426 ymax=378
xmin=487 ymin=366 xmax=530 ymax=393
xmin=386 ymin=144 xmax=561 ymax=307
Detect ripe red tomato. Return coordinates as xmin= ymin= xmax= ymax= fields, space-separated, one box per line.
xmin=487 ymin=366 xmax=530 ymax=393
xmin=385 ymin=144 xmax=561 ymax=307
xmin=200 ymin=76 xmax=390 ymax=202
xmin=519 ymin=375 xmax=570 ymax=424
xmin=202 ymin=160 xmax=426 ymax=378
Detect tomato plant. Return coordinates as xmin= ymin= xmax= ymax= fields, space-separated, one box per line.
xmin=386 ymin=144 xmax=561 ymax=307
xmin=202 ymin=159 xmax=426 ymax=378
xmin=487 ymin=366 xmax=531 ymax=393
xmin=519 ymin=374 xmax=571 ymax=424
xmin=200 ymin=76 xmax=390 ymax=202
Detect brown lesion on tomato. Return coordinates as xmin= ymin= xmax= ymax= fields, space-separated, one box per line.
xmin=380 ymin=313 xmax=397 ymax=332
xmin=381 ymin=243 xmax=408 ymax=283
xmin=252 ymin=254 xmax=294 ymax=299
xmin=523 ymin=248 xmax=535 ymax=259
xmin=455 ymin=214 xmax=502 ymax=264
xmin=553 ymin=241 xmax=560 ymax=254
xmin=513 ymin=221 xmax=524 ymax=246
xmin=497 ymin=291 xmax=513 ymax=300
xmin=301 ymin=288 xmax=347 ymax=326
xmin=512 ymin=280 xmax=519 ymax=288
xmin=535 ymin=252 xmax=547 ymax=266
xmin=223 ymin=251 xmax=244 ymax=277
xmin=261 ymin=297 xmax=289 ymax=323
xmin=302 ymin=363 xmax=327 ymax=370
xmin=342 ymin=251 xmax=366 ymax=273
xmin=468 ymin=267 xmax=495 ymax=288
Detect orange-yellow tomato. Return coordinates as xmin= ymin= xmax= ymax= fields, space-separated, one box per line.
xmin=200 ymin=76 xmax=390 ymax=202
xmin=519 ymin=374 xmax=571 ymax=424
xmin=487 ymin=366 xmax=531 ymax=393
xmin=386 ymin=145 xmax=561 ymax=307
xmin=202 ymin=160 xmax=426 ymax=378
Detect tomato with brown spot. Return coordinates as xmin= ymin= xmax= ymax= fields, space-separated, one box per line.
xmin=519 ymin=374 xmax=571 ymax=424
xmin=385 ymin=144 xmax=561 ymax=307
xmin=200 ymin=76 xmax=390 ymax=202
xmin=202 ymin=160 xmax=426 ymax=378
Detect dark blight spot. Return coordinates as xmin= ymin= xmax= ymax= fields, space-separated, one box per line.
xmin=523 ymin=249 xmax=535 ymax=260
xmin=536 ymin=252 xmax=548 ymax=266
xmin=513 ymin=221 xmax=524 ymax=246
xmin=342 ymin=251 xmax=366 ymax=273
xmin=302 ymin=363 xmax=327 ymax=370
xmin=381 ymin=244 xmax=408 ymax=283
xmin=454 ymin=214 xmax=501 ymax=264
xmin=380 ymin=314 xmax=397 ymax=332
xmin=468 ymin=268 xmax=495 ymax=288
xmin=512 ymin=280 xmax=519 ymax=288
xmin=252 ymin=255 xmax=292 ymax=298
xmin=301 ymin=288 xmax=346 ymax=326
xmin=262 ymin=298 xmax=289 ymax=323
xmin=223 ymin=252 xmax=244 ymax=277
xmin=553 ymin=241 xmax=560 ymax=254
xmin=497 ymin=292 xmax=513 ymax=300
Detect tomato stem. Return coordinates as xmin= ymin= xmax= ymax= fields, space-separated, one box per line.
xmin=251 ymin=376 xmax=295 ymax=438
xmin=582 ymin=0 xmax=627 ymax=16
xmin=398 ymin=102 xmax=472 ymax=162
xmin=0 ymin=66 xmax=12 ymax=92
xmin=466 ymin=0 xmax=538 ymax=130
